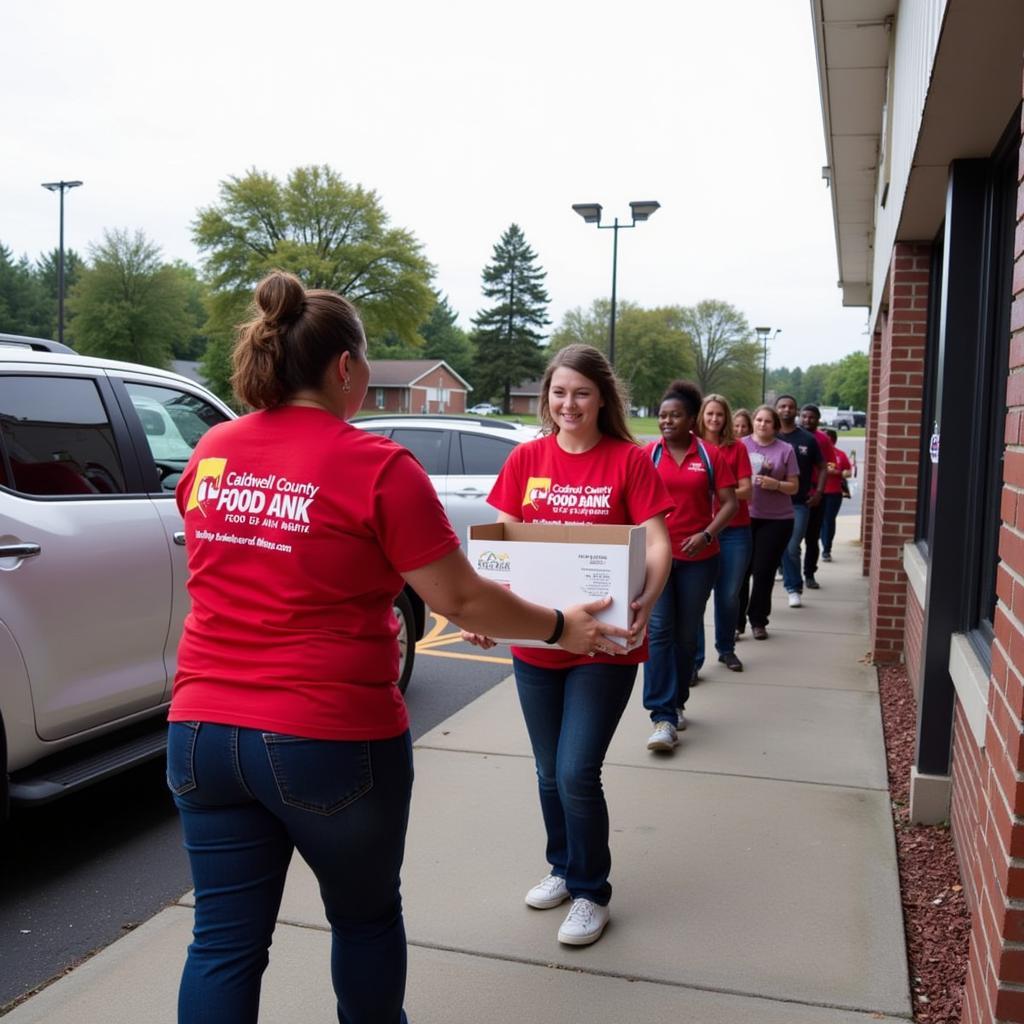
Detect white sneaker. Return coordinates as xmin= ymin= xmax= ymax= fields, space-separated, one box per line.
xmin=676 ymin=710 xmax=687 ymax=731
xmin=557 ymin=898 xmax=610 ymax=945
xmin=647 ymin=721 xmax=678 ymax=751
xmin=525 ymin=873 xmax=570 ymax=909
xmin=788 ymin=592 xmax=802 ymax=608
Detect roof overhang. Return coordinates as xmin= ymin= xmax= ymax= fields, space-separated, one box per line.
xmin=811 ymin=0 xmax=895 ymax=309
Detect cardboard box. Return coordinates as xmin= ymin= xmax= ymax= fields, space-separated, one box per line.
xmin=467 ymin=522 xmax=647 ymax=649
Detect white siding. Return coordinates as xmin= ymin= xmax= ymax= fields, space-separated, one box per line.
xmin=871 ymin=0 xmax=948 ymax=326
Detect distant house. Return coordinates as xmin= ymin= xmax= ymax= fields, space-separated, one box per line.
xmin=509 ymin=379 xmax=542 ymax=416
xmin=363 ymin=360 xmax=470 ymax=414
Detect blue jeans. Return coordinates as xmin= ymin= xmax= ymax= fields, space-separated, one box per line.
xmin=168 ymin=722 xmax=413 ymax=1024
xmin=514 ymin=658 xmax=636 ymax=906
xmin=819 ymin=492 xmax=843 ymax=555
xmin=696 ymin=526 xmax=753 ymax=666
xmin=781 ymin=502 xmax=810 ymax=593
xmin=644 ymin=555 xmax=719 ymax=720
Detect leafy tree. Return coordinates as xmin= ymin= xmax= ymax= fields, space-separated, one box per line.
xmin=0 ymin=244 xmax=51 ymax=337
xmin=420 ymin=293 xmax=475 ymax=381
xmin=167 ymin=261 xmax=210 ymax=361
xmin=34 ymin=248 xmax=84 ymax=338
xmin=824 ymin=350 xmax=868 ymax=409
xmin=471 ymin=224 xmax=549 ymax=411
xmin=193 ymin=165 xmax=435 ymax=398
xmin=680 ymin=300 xmax=761 ymax=407
xmin=549 ymin=299 xmax=694 ymax=412
xmin=67 ymin=229 xmax=191 ymax=368
xmin=800 ymin=363 xmax=832 ymax=405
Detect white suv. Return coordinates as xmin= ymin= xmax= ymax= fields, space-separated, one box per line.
xmin=0 ymin=338 xmax=234 ymax=818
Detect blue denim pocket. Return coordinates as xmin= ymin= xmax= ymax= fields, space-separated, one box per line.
xmin=166 ymin=721 xmax=200 ymax=795
xmin=262 ymin=734 xmax=374 ymax=815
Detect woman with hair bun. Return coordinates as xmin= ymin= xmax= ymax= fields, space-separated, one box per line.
xmin=168 ymin=273 xmax=626 ymax=1022
xmin=643 ymin=380 xmax=737 ymax=753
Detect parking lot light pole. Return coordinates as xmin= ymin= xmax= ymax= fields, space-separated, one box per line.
xmin=572 ymin=201 xmax=660 ymax=367
xmin=41 ymin=180 xmax=83 ymax=346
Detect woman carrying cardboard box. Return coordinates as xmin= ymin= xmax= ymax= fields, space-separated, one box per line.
xmin=464 ymin=343 xmax=673 ymax=946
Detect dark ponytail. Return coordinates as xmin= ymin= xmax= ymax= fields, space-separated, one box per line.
xmin=232 ymin=270 xmax=365 ymax=410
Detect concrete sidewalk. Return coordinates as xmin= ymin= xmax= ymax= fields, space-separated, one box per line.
xmin=4 ymin=517 xmax=912 ymax=1023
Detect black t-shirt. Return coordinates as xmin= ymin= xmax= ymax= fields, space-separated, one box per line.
xmin=777 ymin=426 xmax=822 ymax=504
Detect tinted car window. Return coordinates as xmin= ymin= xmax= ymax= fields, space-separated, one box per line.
xmin=390 ymin=428 xmax=448 ymax=475
xmin=125 ymin=382 xmax=229 ymax=491
xmin=458 ymin=432 xmax=517 ymax=475
xmin=0 ymin=375 xmax=127 ymax=496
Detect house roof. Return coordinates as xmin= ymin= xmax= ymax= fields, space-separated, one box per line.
xmin=368 ymin=359 xmax=471 ymax=390
xmin=510 ymin=378 xmax=543 ymax=396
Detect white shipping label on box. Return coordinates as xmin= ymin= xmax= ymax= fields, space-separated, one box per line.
xmin=467 ymin=522 xmax=647 ymax=649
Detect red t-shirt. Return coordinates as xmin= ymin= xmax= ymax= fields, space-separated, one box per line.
xmin=710 ymin=440 xmax=752 ymax=528
xmin=170 ymin=406 xmax=460 ymax=741
xmin=487 ymin=433 xmax=673 ymax=670
xmin=826 ymin=448 xmax=852 ymax=495
xmin=644 ymin=437 xmax=736 ymax=559
xmin=810 ymin=430 xmax=837 ymax=490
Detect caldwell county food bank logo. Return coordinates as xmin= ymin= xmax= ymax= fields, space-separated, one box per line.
xmin=522 ymin=477 xmax=551 ymax=511
xmin=476 ymin=550 xmax=511 ymax=573
xmin=185 ymin=457 xmax=228 ymax=517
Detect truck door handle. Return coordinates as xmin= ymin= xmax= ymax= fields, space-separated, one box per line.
xmin=0 ymin=543 xmax=41 ymax=559
xmin=173 ymin=532 xmax=186 ymax=546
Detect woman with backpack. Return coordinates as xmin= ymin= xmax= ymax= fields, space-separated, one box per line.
xmin=643 ymin=381 xmax=737 ymax=752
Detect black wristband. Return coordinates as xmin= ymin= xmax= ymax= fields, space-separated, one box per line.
xmin=702 ymin=530 xmax=713 ymax=545
xmin=544 ymin=608 xmax=565 ymax=645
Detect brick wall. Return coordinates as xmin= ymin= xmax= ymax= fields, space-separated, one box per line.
xmin=862 ymin=329 xmax=882 ymax=574
xmin=905 ymin=585 xmax=925 ymax=703
xmin=865 ymin=245 xmax=930 ymax=662
xmin=959 ymin=105 xmax=1024 ymax=1024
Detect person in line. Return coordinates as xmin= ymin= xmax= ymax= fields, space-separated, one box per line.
xmin=732 ymin=408 xmax=755 ymax=640
xmin=694 ymin=393 xmax=752 ymax=672
xmin=819 ymin=427 xmax=852 ymax=562
xmin=169 ymin=275 xmax=628 ymax=1024
xmin=775 ymin=395 xmax=825 ymax=608
xmin=643 ymin=381 xmax=737 ymax=749
xmin=741 ymin=405 xmax=799 ymax=640
xmin=798 ymin=404 xmax=837 ymax=590
xmin=465 ymin=344 xmax=673 ymax=948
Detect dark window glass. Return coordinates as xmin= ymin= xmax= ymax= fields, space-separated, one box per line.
xmin=124 ymin=382 xmax=229 ymax=492
xmin=390 ymin=429 xmax=448 ymax=475
xmin=459 ymin=433 xmax=517 ymax=475
xmin=973 ymin=123 xmax=1018 ymax=639
xmin=0 ymin=376 xmax=127 ymax=496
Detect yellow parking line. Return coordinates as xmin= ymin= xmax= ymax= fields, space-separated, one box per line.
xmin=418 ymin=612 xmax=450 ymax=644
xmin=417 ymin=633 xmax=472 ymax=650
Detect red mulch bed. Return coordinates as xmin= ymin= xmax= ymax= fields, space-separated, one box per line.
xmin=877 ymin=664 xmax=972 ymax=1023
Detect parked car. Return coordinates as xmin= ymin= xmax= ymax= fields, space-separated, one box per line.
xmin=467 ymin=402 xmax=501 ymax=416
xmin=0 ymin=341 xmax=236 ymax=819
xmin=851 ymin=410 xmax=867 ymax=428
xmin=352 ymin=414 xmax=538 ymax=690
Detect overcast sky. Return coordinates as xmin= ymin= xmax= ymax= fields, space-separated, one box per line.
xmin=1 ymin=0 xmax=869 ymax=370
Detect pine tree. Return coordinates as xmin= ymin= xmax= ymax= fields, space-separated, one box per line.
xmin=471 ymin=224 xmax=549 ymax=411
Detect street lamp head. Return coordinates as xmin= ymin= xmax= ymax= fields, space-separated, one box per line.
xmin=629 ymin=200 xmax=660 ymax=222
xmin=41 ymin=180 xmax=83 ymax=192
xmin=572 ymin=203 xmax=603 ymax=225
xmin=754 ymin=326 xmax=771 ymax=339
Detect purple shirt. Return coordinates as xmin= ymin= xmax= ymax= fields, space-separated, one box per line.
xmin=742 ymin=436 xmax=797 ymax=520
